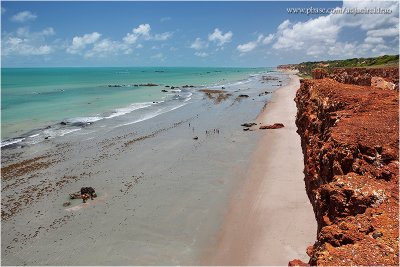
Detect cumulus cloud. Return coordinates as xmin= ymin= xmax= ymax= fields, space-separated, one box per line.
xmin=84 ymin=39 xmax=131 ymax=58
xmin=67 ymin=32 xmax=102 ymax=54
xmin=133 ymin=23 xmax=151 ymax=37
xmin=271 ymin=0 xmax=399 ymax=58
xmin=190 ymin=37 xmax=208 ymax=50
xmin=194 ymin=51 xmax=208 ymax=57
xmin=262 ymin=33 xmax=274 ymax=45
xmin=2 ymin=27 xmax=54 ymax=56
xmin=68 ymin=23 xmax=172 ymax=58
xmin=208 ymin=28 xmax=233 ymax=46
xmin=11 ymin=11 xmax=37 ymax=23
xmin=237 ymin=41 xmax=257 ymax=53
xmin=237 ymin=33 xmax=275 ymax=54
xmin=123 ymin=23 xmax=171 ymax=44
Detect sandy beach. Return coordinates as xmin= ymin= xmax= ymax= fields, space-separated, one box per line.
xmin=207 ymin=71 xmax=316 ymax=265
xmin=1 ymin=70 xmax=315 ymax=265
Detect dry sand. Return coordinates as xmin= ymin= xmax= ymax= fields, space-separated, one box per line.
xmin=208 ymin=71 xmax=316 ymax=265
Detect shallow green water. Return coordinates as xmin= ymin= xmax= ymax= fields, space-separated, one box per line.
xmin=1 ymin=67 xmax=266 ymax=139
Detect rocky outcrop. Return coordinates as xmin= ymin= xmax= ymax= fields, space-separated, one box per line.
xmin=259 ymin=123 xmax=284 ymax=129
xmin=329 ymin=67 xmax=398 ymax=90
xmin=294 ymin=78 xmax=399 ymax=265
xmin=311 ymin=68 xmax=328 ymax=79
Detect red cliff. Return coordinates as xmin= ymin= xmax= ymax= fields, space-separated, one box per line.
xmin=294 ymin=76 xmax=399 ymax=265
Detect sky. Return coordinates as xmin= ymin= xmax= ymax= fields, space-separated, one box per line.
xmin=1 ymin=0 xmax=399 ymax=67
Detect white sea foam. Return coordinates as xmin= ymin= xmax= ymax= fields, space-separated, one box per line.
xmin=1 ymin=138 xmax=25 ymax=147
xmin=68 ymin=116 xmax=103 ymax=123
xmin=105 ymin=102 xmax=154 ymax=119
xmin=118 ymin=103 xmax=188 ymax=127
xmin=59 ymin=128 xmax=82 ymax=136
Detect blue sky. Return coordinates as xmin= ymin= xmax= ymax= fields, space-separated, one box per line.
xmin=1 ymin=1 xmax=399 ymax=67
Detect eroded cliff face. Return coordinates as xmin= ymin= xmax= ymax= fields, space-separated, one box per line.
xmin=329 ymin=68 xmax=399 ymax=90
xmin=294 ymin=78 xmax=399 ymax=265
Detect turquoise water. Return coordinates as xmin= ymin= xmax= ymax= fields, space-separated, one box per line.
xmin=1 ymin=67 xmax=267 ymax=141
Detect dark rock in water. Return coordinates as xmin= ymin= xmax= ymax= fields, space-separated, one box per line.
xmin=133 ymin=84 xmax=139 ymax=87
xmin=81 ymin=187 xmax=97 ymax=201
xmin=193 ymin=136 xmax=198 ymax=140
xmin=238 ymin=94 xmax=249 ymax=98
xmin=45 ymin=126 xmax=51 ymax=129
xmin=221 ymin=87 xmax=225 ymax=89
xmin=161 ymin=89 xmax=168 ymax=92
xmin=171 ymin=86 xmax=175 ymax=89
xmin=165 ymin=85 xmax=170 ymax=87
xmin=241 ymin=122 xmax=257 ymax=127
xmin=259 ymin=123 xmax=285 ymax=129
xmin=259 ymin=91 xmax=272 ymax=96
xmin=243 ymin=128 xmax=250 ymax=131
xmin=189 ymin=85 xmax=194 ymax=87
xmin=60 ymin=121 xmax=67 ymax=125
xmin=44 ymin=136 xmax=50 ymax=140
xmin=87 ymin=102 xmax=91 ymax=104
xmin=63 ymin=201 xmax=71 ymax=207
xmin=155 ymin=70 xmax=165 ymax=73
xmin=69 ymin=192 xmax=81 ymax=199
xmin=139 ymin=83 xmax=158 ymax=86
xmin=108 ymin=84 xmax=122 ymax=87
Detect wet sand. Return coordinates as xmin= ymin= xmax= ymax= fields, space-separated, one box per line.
xmin=208 ymin=71 xmax=316 ymax=265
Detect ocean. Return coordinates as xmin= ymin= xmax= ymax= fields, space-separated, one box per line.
xmin=1 ymin=67 xmax=271 ymax=147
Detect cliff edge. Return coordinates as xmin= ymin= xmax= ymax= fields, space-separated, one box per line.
xmin=293 ymin=76 xmax=399 ymax=265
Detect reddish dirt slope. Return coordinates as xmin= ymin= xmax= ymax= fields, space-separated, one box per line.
xmin=294 ymin=78 xmax=399 ymax=265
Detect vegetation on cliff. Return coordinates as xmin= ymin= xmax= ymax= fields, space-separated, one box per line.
xmin=278 ymin=54 xmax=399 ymax=77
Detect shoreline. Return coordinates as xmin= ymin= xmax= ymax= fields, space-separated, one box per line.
xmin=206 ymin=70 xmax=316 ymax=265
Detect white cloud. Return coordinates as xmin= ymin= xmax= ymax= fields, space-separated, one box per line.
xmin=190 ymin=37 xmax=208 ymax=50
xmin=262 ymin=33 xmax=274 ymax=45
xmin=123 ymin=23 xmax=171 ymax=45
xmin=271 ymin=0 xmax=399 ymax=58
xmin=194 ymin=51 xmax=208 ymax=57
xmin=153 ymin=32 xmax=172 ymax=41
xmin=67 ymin=32 xmax=102 ymax=54
xmin=236 ymin=33 xmax=274 ymax=55
xmin=366 ymin=27 xmax=399 ymax=38
xmin=11 ymin=11 xmax=37 ymax=23
xmin=332 ymin=0 xmax=399 ymax=30
xmin=123 ymin=32 xmax=138 ymax=44
xmin=3 ymin=38 xmax=52 ymax=56
xmin=42 ymin=27 xmax=55 ymax=36
xmin=237 ymin=41 xmax=257 ymax=53
xmin=273 ymin=16 xmax=339 ymax=54
xmin=84 ymin=39 xmax=131 ymax=58
xmin=133 ymin=24 xmax=151 ymax=37
xmin=2 ymin=27 xmax=54 ymax=56
xmin=208 ymin=28 xmax=233 ymax=46
xmin=277 ymin=20 xmax=291 ymax=31
xmin=364 ymin=36 xmax=385 ymax=44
